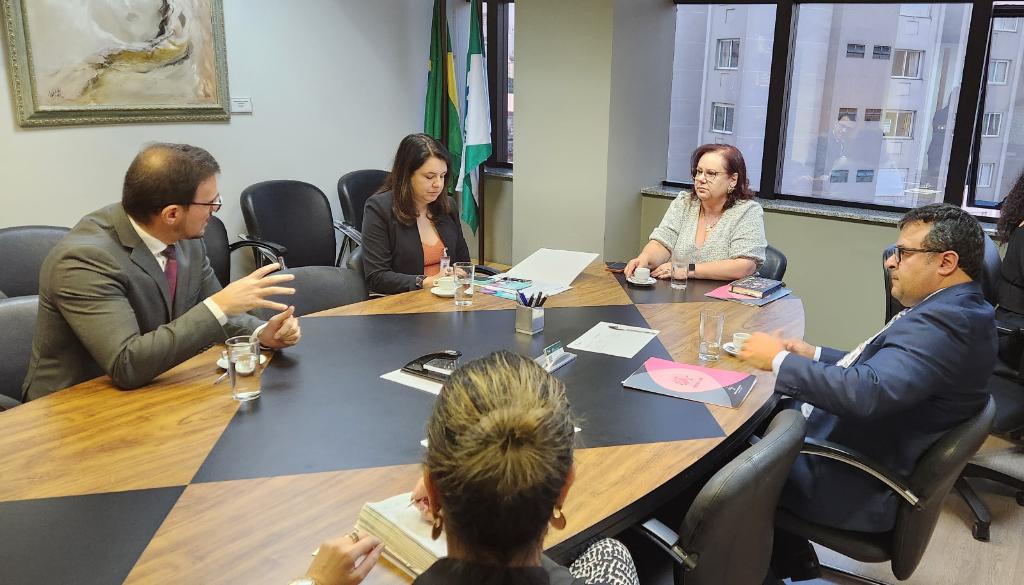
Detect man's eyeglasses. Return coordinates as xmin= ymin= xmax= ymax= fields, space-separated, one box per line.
xmin=190 ymin=196 xmax=222 ymax=212
xmin=892 ymin=245 xmax=944 ymax=265
xmin=692 ymin=168 xmax=726 ymax=182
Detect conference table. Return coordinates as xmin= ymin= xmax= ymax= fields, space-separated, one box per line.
xmin=0 ymin=262 xmax=804 ymax=585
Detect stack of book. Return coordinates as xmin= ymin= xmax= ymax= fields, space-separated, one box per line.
xmin=355 ymin=492 xmax=447 ymax=577
xmin=705 ymin=275 xmax=790 ymax=306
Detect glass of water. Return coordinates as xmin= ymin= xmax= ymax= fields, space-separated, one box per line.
xmin=698 ymin=309 xmax=725 ymax=361
xmin=454 ymin=262 xmax=475 ymax=307
xmin=671 ymin=249 xmax=689 ymax=290
xmin=226 ymin=335 xmax=261 ymax=401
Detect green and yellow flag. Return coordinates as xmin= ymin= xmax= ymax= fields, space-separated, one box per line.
xmin=425 ymin=0 xmax=462 ymax=197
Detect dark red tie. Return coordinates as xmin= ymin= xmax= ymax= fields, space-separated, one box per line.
xmin=163 ymin=244 xmax=178 ymax=307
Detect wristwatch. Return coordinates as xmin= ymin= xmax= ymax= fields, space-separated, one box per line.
xmin=688 ymin=263 xmax=696 ymax=277
xmin=415 ymin=275 xmax=425 ymax=289
xmin=287 ymin=578 xmax=319 ymax=585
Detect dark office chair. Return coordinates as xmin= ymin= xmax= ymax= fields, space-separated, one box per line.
xmin=202 ymin=215 xmax=287 ymax=287
xmin=883 ymin=234 xmax=1024 ymax=541
xmin=336 ymin=170 xmax=389 ymax=255
xmin=757 ymin=244 xmax=788 ymax=281
xmin=0 ymin=225 xmax=69 ymax=298
xmin=634 ymin=410 xmax=806 ymax=585
xmin=776 ymin=397 xmax=995 ymax=584
xmin=0 ymin=296 xmax=39 ymax=410
xmin=241 ymin=180 xmax=344 ymax=269
xmin=255 ymin=266 xmax=368 ymax=320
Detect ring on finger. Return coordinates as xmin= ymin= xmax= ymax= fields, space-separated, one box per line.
xmin=348 ymin=530 xmax=360 ymax=543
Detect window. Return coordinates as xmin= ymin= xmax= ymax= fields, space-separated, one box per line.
xmin=892 ymin=49 xmax=923 ymax=78
xmin=983 ymin=112 xmax=1002 ymax=137
xmin=989 ymin=59 xmax=1010 ymax=85
xmin=995 ymin=17 xmax=1019 ymax=32
xmin=873 ymin=45 xmax=892 ymax=60
xmin=865 ymin=108 xmax=883 ymax=122
xmin=882 ymin=110 xmax=915 ymax=138
xmin=856 ymin=170 xmax=875 ymax=183
xmin=666 ymin=5 xmax=777 ymax=185
xmin=838 ymin=107 xmax=858 ymax=122
xmin=717 ymin=39 xmax=740 ymax=69
xmin=900 ymin=5 xmax=931 ymax=18
xmin=483 ymin=1 xmax=514 ymax=165
xmin=711 ymin=103 xmax=735 ymax=133
xmin=978 ymin=163 xmax=996 ymax=188
xmin=830 ymin=170 xmax=849 ymax=183
xmin=847 ymin=43 xmax=866 ymax=58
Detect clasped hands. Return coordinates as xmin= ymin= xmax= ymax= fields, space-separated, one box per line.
xmin=209 ymin=263 xmax=302 ymax=348
xmin=738 ymin=330 xmax=816 ymax=371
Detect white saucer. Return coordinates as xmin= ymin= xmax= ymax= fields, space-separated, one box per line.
xmin=626 ymin=275 xmax=656 ymax=287
xmin=430 ymin=287 xmax=455 ymax=298
xmin=217 ymin=354 xmax=268 ymax=370
xmin=723 ymin=342 xmax=739 ymax=356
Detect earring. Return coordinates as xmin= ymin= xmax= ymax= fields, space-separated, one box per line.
xmin=550 ymin=506 xmax=567 ymax=530
xmin=728 ymin=185 xmax=735 ymax=194
xmin=431 ymin=515 xmax=444 ymax=540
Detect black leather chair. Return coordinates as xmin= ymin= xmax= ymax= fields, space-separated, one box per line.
xmin=336 ymin=170 xmax=389 ymax=253
xmin=0 ymin=225 xmax=69 ymax=297
xmin=255 ymin=266 xmax=368 ymax=320
xmin=634 ymin=410 xmax=807 ymax=585
xmin=776 ymin=397 xmax=996 ymax=583
xmin=241 ymin=180 xmax=344 ymax=269
xmin=883 ymin=234 xmax=1024 ymax=541
xmin=202 ymin=215 xmax=287 ymax=287
xmin=757 ymin=244 xmax=788 ymax=281
xmin=0 ymin=296 xmax=39 ymax=410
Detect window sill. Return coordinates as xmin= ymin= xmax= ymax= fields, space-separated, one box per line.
xmin=484 ymin=166 xmax=513 ymax=180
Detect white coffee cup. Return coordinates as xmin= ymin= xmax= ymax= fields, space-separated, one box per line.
xmin=634 ymin=266 xmax=651 ymax=281
xmin=733 ymin=332 xmax=751 ymax=351
xmin=436 ymin=275 xmax=455 ymax=292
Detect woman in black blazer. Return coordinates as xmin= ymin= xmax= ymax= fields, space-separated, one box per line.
xmin=361 ymin=134 xmax=471 ymax=294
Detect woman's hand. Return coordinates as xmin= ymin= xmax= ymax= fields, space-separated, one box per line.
xmin=410 ymin=477 xmax=433 ymax=522
xmin=421 ymin=274 xmax=440 ymax=290
xmin=624 ymin=257 xmax=645 ymax=278
xmin=304 ymin=532 xmax=384 ymax=585
xmin=651 ymin=262 xmax=673 ymax=279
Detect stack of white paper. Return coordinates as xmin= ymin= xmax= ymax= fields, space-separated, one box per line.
xmin=502 ymin=248 xmax=599 ymax=297
xmin=355 ymin=492 xmax=448 ymax=577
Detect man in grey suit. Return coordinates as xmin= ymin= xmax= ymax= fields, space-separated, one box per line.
xmin=23 ymin=143 xmax=301 ymax=401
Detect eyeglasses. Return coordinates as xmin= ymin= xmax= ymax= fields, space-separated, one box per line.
xmin=190 ymin=196 xmax=223 ymax=212
xmin=892 ymin=245 xmax=944 ymax=265
xmin=692 ymin=168 xmax=726 ymax=182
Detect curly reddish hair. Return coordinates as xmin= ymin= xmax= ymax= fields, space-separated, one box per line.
xmin=998 ymin=171 xmax=1024 ymax=242
xmin=689 ymin=143 xmax=756 ymax=210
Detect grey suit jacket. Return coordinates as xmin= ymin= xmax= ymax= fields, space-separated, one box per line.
xmin=23 ymin=203 xmax=263 ymax=401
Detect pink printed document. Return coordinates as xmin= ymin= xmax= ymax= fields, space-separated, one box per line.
xmin=621 ymin=357 xmax=757 ymax=408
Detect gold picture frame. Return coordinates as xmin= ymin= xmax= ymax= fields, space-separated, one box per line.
xmin=2 ymin=0 xmax=230 ymax=127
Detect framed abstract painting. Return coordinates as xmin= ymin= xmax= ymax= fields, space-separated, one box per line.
xmin=2 ymin=0 xmax=230 ymax=127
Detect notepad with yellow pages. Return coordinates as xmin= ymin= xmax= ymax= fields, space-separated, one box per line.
xmin=621 ymin=357 xmax=757 ymax=408
xmin=355 ymin=492 xmax=447 ymax=577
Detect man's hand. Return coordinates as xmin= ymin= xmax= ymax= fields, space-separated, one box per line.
xmin=304 ymin=533 xmax=384 ymax=585
xmin=257 ymin=306 xmax=301 ymax=349
xmin=739 ymin=331 xmax=786 ymax=371
xmin=209 ymin=263 xmax=295 ymax=316
xmin=782 ymin=338 xmax=816 ymax=359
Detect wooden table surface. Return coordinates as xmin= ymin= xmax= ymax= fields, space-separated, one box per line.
xmin=0 ymin=262 xmax=804 ymax=585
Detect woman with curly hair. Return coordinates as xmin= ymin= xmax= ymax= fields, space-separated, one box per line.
xmin=996 ymin=173 xmax=1024 ymax=359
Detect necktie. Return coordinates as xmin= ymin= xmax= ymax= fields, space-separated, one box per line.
xmin=163 ymin=244 xmax=178 ymax=308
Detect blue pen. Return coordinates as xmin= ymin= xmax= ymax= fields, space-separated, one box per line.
xmin=517 ymin=291 xmax=529 ymax=306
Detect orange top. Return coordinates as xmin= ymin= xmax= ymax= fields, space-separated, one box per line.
xmin=423 ymin=238 xmax=445 ymax=277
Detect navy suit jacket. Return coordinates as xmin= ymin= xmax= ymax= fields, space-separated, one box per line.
xmin=775 ymin=281 xmax=996 ymax=532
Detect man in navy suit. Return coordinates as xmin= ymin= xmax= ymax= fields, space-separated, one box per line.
xmin=741 ymin=203 xmax=996 ymax=536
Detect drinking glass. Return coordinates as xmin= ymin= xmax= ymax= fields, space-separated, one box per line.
xmin=454 ymin=262 xmax=475 ymax=307
xmin=226 ymin=335 xmax=261 ymax=401
xmin=698 ymin=309 xmax=725 ymax=361
xmin=671 ymin=250 xmax=689 ymax=290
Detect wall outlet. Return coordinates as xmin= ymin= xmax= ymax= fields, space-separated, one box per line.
xmin=230 ymin=97 xmax=253 ymax=114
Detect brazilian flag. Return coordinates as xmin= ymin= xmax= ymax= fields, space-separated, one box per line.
xmin=424 ymin=0 xmax=462 ymax=197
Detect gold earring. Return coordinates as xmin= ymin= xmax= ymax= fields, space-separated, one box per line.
xmin=550 ymin=506 xmax=567 ymax=530
xmin=431 ymin=515 xmax=444 ymax=540
xmin=728 ymin=185 xmax=735 ymax=194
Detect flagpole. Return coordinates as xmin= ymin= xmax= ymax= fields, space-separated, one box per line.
xmin=439 ymin=0 xmax=449 ymax=149
xmin=475 ymin=0 xmax=487 ymax=265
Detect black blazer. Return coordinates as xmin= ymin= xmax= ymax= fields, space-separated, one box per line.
xmin=361 ymin=190 xmax=471 ymax=294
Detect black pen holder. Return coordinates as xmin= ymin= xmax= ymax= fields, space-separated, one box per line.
xmin=515 ymin=305 xmax=544 ymax=335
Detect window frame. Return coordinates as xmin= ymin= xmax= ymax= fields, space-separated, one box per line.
xmin=891 ymin=48 xmax=924 ymax=79
xmin=989 ymin=58 xmax=1010 ymax=84
xmin=856 ymin=169 xmax=875 ymax=183
xmin=485 ymin=0 xmax=513 ymax=168
xmin=982 ymin=112 xmax=1002 ymax=137
xmin=846 ymin=42 xmax=866 ymax=58
xmin=994 ymin=17 xmax=1019 ymax=32
xmin=716 ymin=38 xmax=741 ymax=69
xmin=838 ymin=107 xmax=858 ymax=121
xmin=830 ymin=170 xmax=850 ymax=183
xmin=711 ymin=102 xmax=736 ymax=134
xmin=873 ymin=45 xmax=892 ymax=60
xmin=978 ymin=162 xmax=996 ymax=188
xmin=881 ymin=110 xmax=916 ymax=139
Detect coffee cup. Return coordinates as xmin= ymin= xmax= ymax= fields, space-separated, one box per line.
xmin=634 ymin=266 xmax=651 ymax=281
xmin=436 ymin=276 xmax=455 ymax=292
xmin=732 ymin=332 xmax=751 ymax=351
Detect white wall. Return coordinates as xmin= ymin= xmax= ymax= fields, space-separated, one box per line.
xmin=0 ymin=0 xmax=432 ymax=249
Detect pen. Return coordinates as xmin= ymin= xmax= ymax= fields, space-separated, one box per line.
xmin=518 ymin=291 xmax=528 ymax=306
xmin=538 ymin=294 xmax=547 ymax=307
xmin=505 ymin=277 xmax=530 ymax=283
xmin=609 ymin=324 xmax=657 ymax=334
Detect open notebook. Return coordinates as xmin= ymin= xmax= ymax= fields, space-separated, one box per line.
xmin=355 ymin=492 xmax=447 ymax=577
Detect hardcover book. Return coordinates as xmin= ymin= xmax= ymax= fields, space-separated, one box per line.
xmin=729 ymin=276 xmax=784 ymax=298
xmin=621 ymin=357 xmax=757 ymax=408
xmin=705 ymin=284 xmax=792 ymax=307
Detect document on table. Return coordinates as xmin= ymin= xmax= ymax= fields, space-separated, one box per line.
xmin=502 ymin=248 xmax=599 ymax=297
xmin=567 ymin=322 xmax=660 ymax=358
xmin=381 ymin=370 xmax=443 ymax=395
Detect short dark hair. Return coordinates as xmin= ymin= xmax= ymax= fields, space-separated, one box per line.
xmin=898 ymin=203 xmax=984 ymax=281
xmin=122 ymin=143 xmax=220 ymax=221
xmin=378 ymin=133 xmax=453 ymax=225
xmin=689 ymin=143 xmax=755 ymax=210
